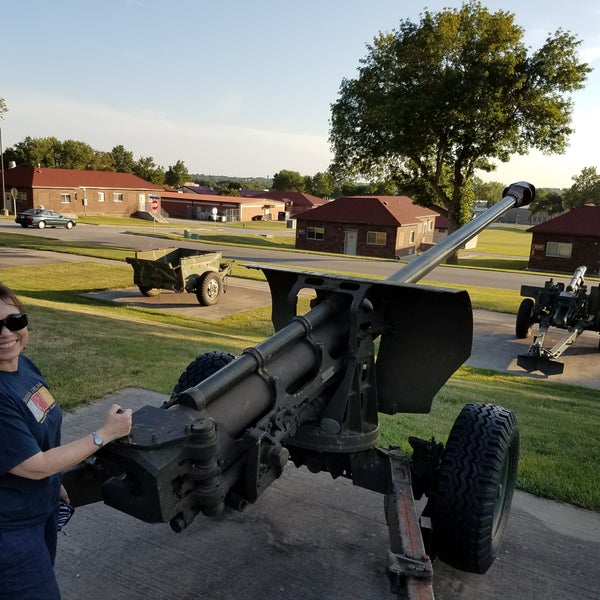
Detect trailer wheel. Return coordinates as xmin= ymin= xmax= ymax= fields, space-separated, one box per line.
xmin=430 ymin=403 xmax=519 ymax=574
xmin=515 ymin=298 xmax=535 ymax=338
xmin=196 ymin=272 xmax=222 ymax=306
xmin=171 ymin=351 xmax=236 ymax=399
xmin=138 ymin=286 xmax=160 ymax=297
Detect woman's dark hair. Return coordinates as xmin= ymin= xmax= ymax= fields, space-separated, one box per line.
xmin=0 ymin=283 xmax=24 ymax=312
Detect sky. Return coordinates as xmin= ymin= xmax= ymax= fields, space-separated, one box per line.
xmin=1 ymin=0 xmax=599 ymax=189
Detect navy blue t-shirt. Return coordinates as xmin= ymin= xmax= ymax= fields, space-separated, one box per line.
xmin=0 ymin=355 xmax=62 ymax=531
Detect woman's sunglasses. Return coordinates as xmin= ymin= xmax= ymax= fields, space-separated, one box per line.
xmin=0 ymin=313 xmax=28 ymax=332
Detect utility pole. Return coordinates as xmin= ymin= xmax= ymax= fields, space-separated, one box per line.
xmin=0 ymin=126 xmax=6 ymax=215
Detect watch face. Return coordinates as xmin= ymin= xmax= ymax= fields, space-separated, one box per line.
xmin=93 ymin=432 xmax=104 ymax=447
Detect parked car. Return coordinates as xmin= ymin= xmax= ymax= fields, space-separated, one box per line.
xmin=15 ymin=208 xmax=77 ymax=229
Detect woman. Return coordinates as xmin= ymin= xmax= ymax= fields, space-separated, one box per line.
xmin=0 ymin=283 xmax=132 ymax=599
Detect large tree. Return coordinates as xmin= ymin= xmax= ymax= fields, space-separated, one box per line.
xmin=472 ymin=178 xmax=506 ymax=208
xmin=563 ymin=166 xmax=600 ymax=209
xmin=110 ymin=145 xmax=136 ymax=173
xmin=271 ymin=169 xmax=305 ymax=192
xmin=4 ymin=136 xmax=63 ymax=168
xmin=529 ymin=188 xmax=565 ymax=216
xmin=329 ymin=1 xmax=590 ymax=251
xmin=304 ymin=171 xmax=335 ymax=198
xmin=164 ymin=159 xmax=190 ymax=188
xmin=133 ymin=156 xmax=165 ymax=185
xmin=0 ymin=97 xmax=7 ymax=119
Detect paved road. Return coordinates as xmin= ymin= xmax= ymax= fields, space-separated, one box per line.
xmin=0 ymin=219 xmax=559 ymax=290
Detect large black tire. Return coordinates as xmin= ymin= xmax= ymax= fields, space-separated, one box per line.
xmin=20 ymin=223 xmax=29 ymax=228
xmin=196 ymin=272 xmax=222 ymax=306
xmin=171 ymin=351 xmax=236 ymax=399
xmin=430 ymin=403 xmax=519 ymax=574
xmin=515 ymin=298 xmax=535 ymax=338
xmin=37 ymin=220 xmax=46 ymax=229
xmin=66 ymin=221 xmax=74 ymax=229
xmin=138 ymin=286 xmax=160 ymax=297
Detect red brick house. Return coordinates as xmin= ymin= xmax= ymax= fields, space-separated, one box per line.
xmin=159 ymin=191 xmax=285 ymax=222
xmin=2 ymin=166 xmax=162 ymax=217
xmin=245 ymin=190 xmax=328 ymax=218
xmin=295 ymin=196 xmax=438 ymax=258
xmin=527 ymin=204 xmax=600 ymax=274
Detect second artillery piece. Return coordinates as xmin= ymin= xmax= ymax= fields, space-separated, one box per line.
xmin=126 ymin=247 xmax=232 ymax=306
xmin=516 ymin=265 xmax=600 ymax=374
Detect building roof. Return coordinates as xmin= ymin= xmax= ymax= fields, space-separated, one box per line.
xmin=3 ymin=166 xmax=163 ymax=190
xmin=528 ymin=204 xmax=600 ymax=236
xmin=297 ymin=196 xmax=439 ymax=226
xmin=178 ymin=185 xmax=217 ymax=195
xmin=245 ymin=190 xmax=328 ymax=208
xmin=160 ymin=191 xmax=285 ymax=206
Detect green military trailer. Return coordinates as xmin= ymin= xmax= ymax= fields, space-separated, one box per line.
xmin=126 ymin=247 xmax=232 ymax=306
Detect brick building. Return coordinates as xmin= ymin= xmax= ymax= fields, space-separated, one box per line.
xmin=527 ymin=204 xmax=600 ymax=274
xmin=2 ymin=166 xmax=162 ymax=217
xmin=295 ymin=196 xmax=438 ymax=259
xmin=159 ymin=191 xmax=285 ymax=222
xmin=244 ymin=190 xmax=328 ymax=218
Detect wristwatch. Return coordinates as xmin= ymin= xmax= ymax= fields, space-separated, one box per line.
xmin=92 ymin=431 xmax=105 ymax=448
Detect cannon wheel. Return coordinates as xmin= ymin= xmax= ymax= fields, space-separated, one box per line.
xmin=196 ymin=272 xmax=222 ymax=306
xmin=138 ymin=286 xmax=160 ymax=297
xmin=430 ymin=402 xmax=519 ymax=574
xmin=171 ymin=351 xmax=236 ymax=399
xmin=515 ymin=298 xmax=535 ymax=338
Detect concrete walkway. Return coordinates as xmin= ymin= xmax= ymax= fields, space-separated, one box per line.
xmin=55 ymin=389 xmax=600 ymax=600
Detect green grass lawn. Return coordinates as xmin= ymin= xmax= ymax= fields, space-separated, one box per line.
xmin=470 ymin=225 xmax=533 ymax=256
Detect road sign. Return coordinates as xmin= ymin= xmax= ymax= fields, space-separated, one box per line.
xmin=151 ymin=198 xmax=159 ymax=212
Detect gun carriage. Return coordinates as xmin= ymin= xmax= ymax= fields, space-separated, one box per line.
xmin=64 ymin=183 xmax=535 ymax=599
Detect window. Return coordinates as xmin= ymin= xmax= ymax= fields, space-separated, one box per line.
xmin=97 ymin=192 xmax=105 ymax=203
xmin=546 ymin=241 xmax=572 ymax=258
xmin=60 ymin=193 xmax=71 ymax=204
xmin=113 ymin=192 xmax=124 ymax=203
xmin=367 ymin=231 xmax=387 ymax=245
xmin=307 ymin=227 xmax=324 ymax=240
xmin=409 ymin=230 xmax=415 ymax=244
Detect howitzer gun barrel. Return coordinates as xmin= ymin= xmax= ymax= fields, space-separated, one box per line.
xmin=386 ymin=182 xmax=535 ymax=284
xmin=567 ymin=266 xmax=586 ymax=292
xmin=177 ymin=296 xmax=349 ymax=436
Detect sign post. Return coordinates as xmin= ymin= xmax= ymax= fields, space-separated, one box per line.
xmin=150 ymin=195 xmax=159 ymax=233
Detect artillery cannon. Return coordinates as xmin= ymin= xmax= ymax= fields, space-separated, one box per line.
xmin=64 ymin=183 xmax=535 ymax=599
xmin=516 ymin=266 xmax=600 ymax=374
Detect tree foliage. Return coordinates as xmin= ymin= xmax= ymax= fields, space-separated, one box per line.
xmin=329 ymin=1 xmax=590 ymax=238
xmin=304 ymin=171 xmax=335 ymax=198
xmin=530 ymin=188 xmax=565 ymax=216
xmin=3 ymin=136 xmax=181 ymax=185
xmin=111 ymin=145 xmax=136 ymax=173
xmin=563 ymin=166 xmax=600 ymax=209
xmin=0 ymin=97 xmax=7 ymax=120
xmin=164 ymin=159 xmax=190 ymax=188
xmin=133 ymin=156 xmax=165 ymax=185
xmin=272 ymin=169 xmax=305 ymax=192
xmin=472 ymin=178 xmax=506 ymax=207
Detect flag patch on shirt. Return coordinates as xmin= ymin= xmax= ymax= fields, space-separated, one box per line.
xmin=25 ymin=385 xmax=56 ymax=423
